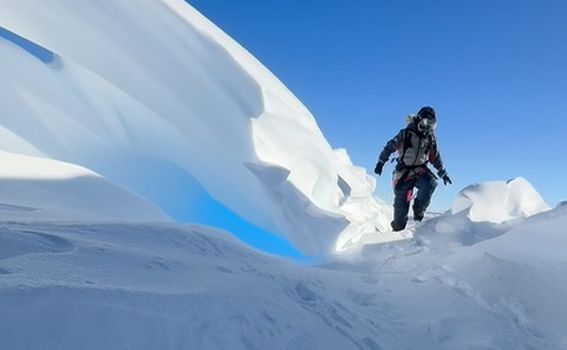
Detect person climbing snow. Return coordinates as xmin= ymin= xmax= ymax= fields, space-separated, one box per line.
xmin=374 ymin=106 xmax=452 ymax=231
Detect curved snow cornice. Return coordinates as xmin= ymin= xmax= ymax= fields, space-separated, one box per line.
xmin=0 ymin=0 xmax=388 ymax=255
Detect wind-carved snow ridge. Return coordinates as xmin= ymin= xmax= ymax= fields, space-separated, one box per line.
xmin=0 ymin=0 xmax=389 ymax=255
xmin=452 ymin=177 xmax=550 ymax=224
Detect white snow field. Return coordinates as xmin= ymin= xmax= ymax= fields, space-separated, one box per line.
xmin=0 ymin=0 xmax=390 ymax=256
xmin=0 ymin=171 xmax=565 ymax=349
xmin=0 ymin=0 xmax=565 ymax=349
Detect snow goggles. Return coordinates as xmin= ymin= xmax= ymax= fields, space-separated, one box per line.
xmin=417 ymin=117 xmax=437 ymax=133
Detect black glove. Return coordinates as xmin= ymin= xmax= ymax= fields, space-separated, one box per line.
xmin=374 ymin=161 xmax=385 ymax=176
xmin=438 ymin=169 xmax=452 ymax=185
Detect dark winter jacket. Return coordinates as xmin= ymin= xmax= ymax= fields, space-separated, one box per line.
xmin=378 ymin=118 xmax=445 ymax=186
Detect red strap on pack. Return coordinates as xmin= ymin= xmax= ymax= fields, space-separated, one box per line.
xmin=406 ymin=189 xmax=413 ymax=203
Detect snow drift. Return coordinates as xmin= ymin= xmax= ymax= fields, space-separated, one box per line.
xmin=452 ymin=177 xmax=550 ymax=223
xmin=0 ymin=151 xmax=168 ymax=222
xmin=0 ymin=0 xmax=387 ymax=255
xmin=0 ymin=177 xmax=564 ymax=349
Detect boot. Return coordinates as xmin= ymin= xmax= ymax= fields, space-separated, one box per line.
xmin=391 ymin=220 xmax=406 ymax=232
xmin=413 ymin=211 xmax=424 ymax=222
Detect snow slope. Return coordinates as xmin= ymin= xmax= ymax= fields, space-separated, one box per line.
xmin=0 ymin=0 xmax=387 ymax=255
xmin=0 ymin=151 xmax=168 ymax=222
xmin=0 ymin=177 xmax=564 ymax=350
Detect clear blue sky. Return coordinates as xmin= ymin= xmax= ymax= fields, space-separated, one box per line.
xmin=188 ymin=0 xmax=567 ymax=210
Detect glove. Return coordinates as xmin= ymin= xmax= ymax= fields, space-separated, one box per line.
xmin=374 ymin=161 xmax=385 ymax=176
xmin=438 ymin=169 xmax=452 ymax=185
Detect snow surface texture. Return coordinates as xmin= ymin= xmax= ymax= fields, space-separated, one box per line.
xmin=0 ymin=174 xmax=564 ymax=349
xmin=0 ymin=151 xmax=168 ymax=222
xmin=452 ymin=177 xmax=551 ymax=223
xmin=0 ymin=0 xmax=388 ymax=255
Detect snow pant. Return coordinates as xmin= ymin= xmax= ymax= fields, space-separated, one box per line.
xmin=392 ymin=172 xmax=438 ymax=231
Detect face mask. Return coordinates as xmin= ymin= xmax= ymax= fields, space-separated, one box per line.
xmin=417 ymin=117 xmax=437 ymax=133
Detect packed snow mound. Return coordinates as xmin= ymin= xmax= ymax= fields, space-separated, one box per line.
xmin=0 ymin=0 xmax=387 ymax=255
xmin=451 ymin=177 xmax=550 ymax=223
xmin=0 ymin=151 xmax=168 ymax=222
